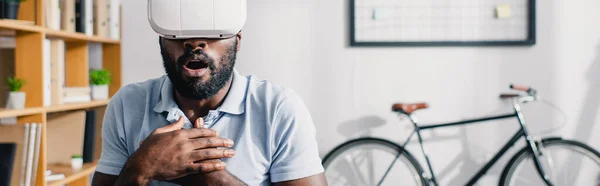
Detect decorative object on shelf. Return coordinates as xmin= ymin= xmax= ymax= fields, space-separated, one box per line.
xmin=89 ymin=68 xmax=111 ymax=100
xmin=2 ymin=0 xmax=26 ymax=20
xmin=71 ymin=155 xmax=83 ymax=170
xmin=5 ymin=76 xmax=26 ymax=109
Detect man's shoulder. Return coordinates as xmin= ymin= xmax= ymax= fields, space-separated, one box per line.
xmin=242 ymin=74 xmax=308 ymax=120
xmin=244 ymin=75 xmax=302 ymax=107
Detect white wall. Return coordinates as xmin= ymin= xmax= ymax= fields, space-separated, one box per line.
xmin=121 ymin=0 xmax=600 ymax=185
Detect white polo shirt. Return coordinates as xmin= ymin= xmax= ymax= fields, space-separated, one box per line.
xmin=95 ymin=69 xmax=324 ymax=185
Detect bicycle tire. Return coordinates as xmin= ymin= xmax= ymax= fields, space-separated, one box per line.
xmin=499 ymin=138 xmax=600 ymax=186
xmin=322 ymin=137 xmax=427 ymax=186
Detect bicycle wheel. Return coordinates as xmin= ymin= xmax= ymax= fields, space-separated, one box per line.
xmin=499 ymin=138 xmax=600 ymax=186
xmin=321 ymin=137 xmax=427 ymax=186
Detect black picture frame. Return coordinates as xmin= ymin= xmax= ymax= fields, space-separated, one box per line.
xmin=349 ymin=0 xmax=536 ymax=47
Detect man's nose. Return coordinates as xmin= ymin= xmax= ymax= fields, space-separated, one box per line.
xmin=183 ymin=39 xmax=208 ymax=52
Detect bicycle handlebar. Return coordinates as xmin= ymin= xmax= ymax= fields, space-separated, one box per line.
xmin=502 ymin=84 xmax=538 ymax=100
xmin=500 ymin=93 xmax=520 ymax=99
xmin=510 ymin=84 xmax=531 ymax=92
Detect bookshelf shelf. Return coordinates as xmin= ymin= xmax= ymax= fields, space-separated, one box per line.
xmin=45 ymin=29 xmax=120 ymax=44
xmin=0 ymin=100 xmax=111 ymax=119
xmin=46 ymin=162 xmax=97 ymax=186
xmin=0 ymin=19 xmax=43 ymax=33
xmin=0 ymin=107 xmax=45 ymax=118
xmin=0 ymin=20 xmax=120 ymax=44
xmin=45 ymin=99 xmax=110 ymax=113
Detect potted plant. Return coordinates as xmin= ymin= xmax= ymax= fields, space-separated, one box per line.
xmin=3 ymin=0 xmax=26 ymax=20
xmin=90 ymin=69 xmax=111 ymax=100
xmin=5 ymin=77 xmax=26 ymax=109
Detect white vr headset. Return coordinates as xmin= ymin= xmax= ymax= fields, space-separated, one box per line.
xmin=148 ymin=0 xmax=247 ymax=39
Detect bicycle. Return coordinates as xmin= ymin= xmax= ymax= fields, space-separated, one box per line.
xmin=321 ymin=84 xmax=600 ymax=186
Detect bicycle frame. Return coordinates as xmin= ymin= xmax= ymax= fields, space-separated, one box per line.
xmin=377 ymin=95 xmax=556 ymax=186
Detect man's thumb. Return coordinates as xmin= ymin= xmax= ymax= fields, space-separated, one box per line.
xmin=154 ymin=116 xmax=185 ymax=134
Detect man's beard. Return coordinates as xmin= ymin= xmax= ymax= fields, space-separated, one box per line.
xmin=160 ymin=39 xmax=237 ymax=100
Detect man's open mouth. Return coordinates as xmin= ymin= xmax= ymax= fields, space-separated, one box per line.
xmin=184 ymin=60 xmax=209 ymax=70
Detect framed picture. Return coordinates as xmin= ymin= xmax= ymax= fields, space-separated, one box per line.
xmin=349 ymin=0 xmax=536 ymax=47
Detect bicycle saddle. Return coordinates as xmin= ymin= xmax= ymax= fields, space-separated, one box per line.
xmin=392 ymin=103 xmax=429 ymax=114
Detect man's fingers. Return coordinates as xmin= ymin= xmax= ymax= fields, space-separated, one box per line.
xmin=194 ymin=117 xmax=204 ymax=128
xmin=183 ymin=128 xmax=219 ymax=138
xmin=190 ymin=137 xmax=234 ymax=149
xmin=190 ymin=148 xmax=236 ymax=161
xmin=153 ymin=116 xmax=185 ymax=134
xmin=187 ymin=161 xmax=226 ymax=173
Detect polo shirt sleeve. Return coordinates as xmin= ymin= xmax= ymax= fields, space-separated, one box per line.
xmin=269 ymin=89 xmax=325 ymax=183
xmin=96 ymin=93 xmax=129 ymax=175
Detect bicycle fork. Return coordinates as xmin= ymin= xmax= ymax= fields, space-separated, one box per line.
xmin=515 ymin=103 xmax=555 ymax=186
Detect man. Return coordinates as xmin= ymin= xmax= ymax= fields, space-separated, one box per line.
xmin=91 ymin=12 xmax=327 ymax=186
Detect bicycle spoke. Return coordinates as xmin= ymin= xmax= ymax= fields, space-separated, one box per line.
xmin=516 ymin=176 xmax=538 ymax=185
xmin=502 ymin=140 xmax=600 ymax=186
xmin=321 ymin=139 xmax=425 ymax=186
xmin=344 ymin=154 xmax=369 ymax=185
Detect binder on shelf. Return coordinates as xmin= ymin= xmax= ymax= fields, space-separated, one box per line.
xmin=93 ymin=0 xmax=109 ymax=37
xmin=108 ymin=0 xmax=120 ymax=39
xmin=75 ymin=0 xmax=86 ymax=33
xmin=45 ymin=0 xmax=61 ymax=30
xmin=43 ymin=39 xmax=52 ymax=107
xmin=83 ymin=110 xmax=96 ymax=163
xmin=30 ymin=124 xmax=42 ymax=184
xmin=60 ymin=0 xmax=76 ymax=32
xmin=24 ymin=124 xmax=37 ymax=186
xmin=85 ymin=0 xmax=94 ymax=36
xmin=19 ymin=124 xmax=29 ymax=186
xmin=50 ymin=40 xmax=65 ymax=105
xmin=0 ymin=143 xmax=16 ymax=186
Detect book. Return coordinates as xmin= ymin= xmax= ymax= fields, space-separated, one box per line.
xmin=75 ymin=0 xmax=86 ymax=33
xmin=50 ymin=40 xmax=65 ymax=105
xmin=20 ymin=124 xmax=30 ymax=186
xmin=0 ymin=143 xmax=16 ymax=186
xmin=24 ymin=124 xmax=37 ymax=186
xmin=30 ymin=124 xmax=42 ymax=184
xmin=85 ymin=0 xmax=94 ymax=36
xmin=43 ymin=39 xmax=52 ymax=107
xmin=108 ymin=0 xmax=120 ymax=39
xmin=45 ymin=0 xmax=61 ymax=30
xmin=60 ymin=0 xmax=76 ymax=32
xmin=83 ymin=110 xmax=96 ymax=162
xmin=94 ymin=0 xmax=109 ymax=37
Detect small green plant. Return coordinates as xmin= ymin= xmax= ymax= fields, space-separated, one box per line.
xmin=6 ymin=77 xmax=26 ymax=92
xmin=90 ymin=69 xmax=111 ymax=85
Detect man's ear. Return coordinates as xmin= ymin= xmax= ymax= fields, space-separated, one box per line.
xmin=235 ymin=31 xmax=242 ymax=52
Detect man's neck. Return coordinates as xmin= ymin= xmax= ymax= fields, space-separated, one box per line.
xmin=174 ymin=75 xmax=233 ymax=122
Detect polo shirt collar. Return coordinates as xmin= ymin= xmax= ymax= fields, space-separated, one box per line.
xmin=152 ymin=69 xmax=248 ymax=115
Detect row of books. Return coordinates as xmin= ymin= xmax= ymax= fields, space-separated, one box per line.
xmin=46 ymin=0 xmax=121 ymax=39
xmin=45 ymin=39 xmax=92 ymax=107
xmin=0 ymin=123 xmax=42 ymax=186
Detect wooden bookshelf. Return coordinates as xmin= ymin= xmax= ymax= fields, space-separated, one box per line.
xmin=0 ymin=0 xmax=123 ymax=185
xmin=46 ymin=162 xmax=98 ymax=186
